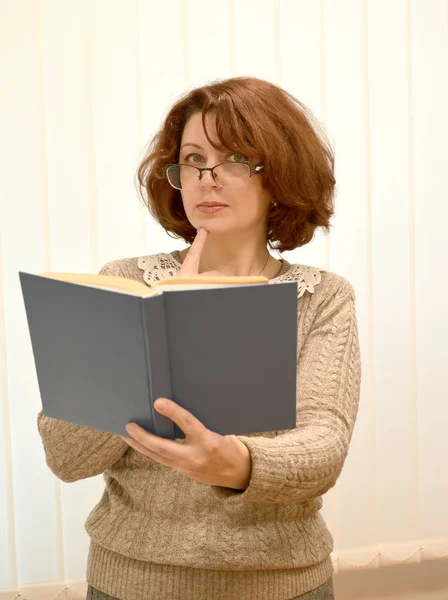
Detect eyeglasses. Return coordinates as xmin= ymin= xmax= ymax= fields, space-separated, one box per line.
xmin=162 ymin=160 xmax=264 ymax=191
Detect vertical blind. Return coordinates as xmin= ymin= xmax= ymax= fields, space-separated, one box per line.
xmin=1 ymin=0 xmax=447 ymax=593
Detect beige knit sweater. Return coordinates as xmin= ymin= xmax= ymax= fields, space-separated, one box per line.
xmin=37 ymin=250 xmax=361 ymax=600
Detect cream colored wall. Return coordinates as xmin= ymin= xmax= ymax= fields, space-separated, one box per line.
xmin=334 ymin=560 xmax=448 ymax=600
xmin=1 ymin=0 xmax=447 ymax=595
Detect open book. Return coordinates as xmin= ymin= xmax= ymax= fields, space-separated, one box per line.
xmin=19 ymin=270 xmax=298 ymax=439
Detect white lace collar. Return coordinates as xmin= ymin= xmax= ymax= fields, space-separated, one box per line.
xmin=137 ymin=251 xmax=322 ymax=298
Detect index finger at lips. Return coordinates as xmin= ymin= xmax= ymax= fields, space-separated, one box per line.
xmin=180 ymin=228 xmax=208 ymax=275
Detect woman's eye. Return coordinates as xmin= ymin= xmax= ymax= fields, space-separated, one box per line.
xmin=228 ymin=153 xmax=247 ymax=163
xmin=185 ymin=153 xmax=204 ymax=163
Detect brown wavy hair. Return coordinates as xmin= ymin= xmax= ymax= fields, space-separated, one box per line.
xmin=136 ymin=77 xmax=335 ymax=252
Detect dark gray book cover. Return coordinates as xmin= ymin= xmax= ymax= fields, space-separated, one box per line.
xmin=19 ymin=273 xmax=298 ymax=439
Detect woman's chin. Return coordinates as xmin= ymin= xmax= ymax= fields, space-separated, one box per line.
xmin=192 ymin=217 xmax=231 ymax=231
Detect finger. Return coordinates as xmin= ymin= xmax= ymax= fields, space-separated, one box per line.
xmin=125 ymin=422 xmax=186 ymax=460
xmin=179 ymin=228 xmax=208 ymax=275
xmin=122 ymin=434 xmax=160 ymax=457
xmin=154 ymin=398 xmax=208 ymax=438
xmin=123 ymin=435 xmax=176 ymax=467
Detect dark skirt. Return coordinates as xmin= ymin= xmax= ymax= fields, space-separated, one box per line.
xmin=86 ymin=577 xmax=334 ymax=600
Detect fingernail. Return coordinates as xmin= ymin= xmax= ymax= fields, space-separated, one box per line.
xmin=155 ymin=400 xmax=167 ymax=411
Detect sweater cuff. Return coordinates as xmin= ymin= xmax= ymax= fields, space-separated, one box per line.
xmin=209 ymin=435 xmax=286 ymax=503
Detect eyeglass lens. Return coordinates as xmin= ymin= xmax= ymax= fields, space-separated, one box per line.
xmin=166 ymin=163 xmax=251 ymax=190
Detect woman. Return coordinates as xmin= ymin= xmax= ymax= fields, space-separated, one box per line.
xmin=37 ymin=76 xmax=361 ymax=600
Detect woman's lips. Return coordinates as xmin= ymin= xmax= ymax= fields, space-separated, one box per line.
xmin=197 ymin=205 xmax=228 ymax=214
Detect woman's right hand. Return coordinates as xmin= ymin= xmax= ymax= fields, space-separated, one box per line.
xmin=178 ymin=228 xmax=226 ymax=278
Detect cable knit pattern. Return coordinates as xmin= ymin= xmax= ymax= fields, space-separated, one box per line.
xmin=36 ymin=250 xmax=361 ymax=600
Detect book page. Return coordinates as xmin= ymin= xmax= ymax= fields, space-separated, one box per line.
xmin=155 ymin=275 xmax=269 ymax=292
xmin=159 ymin=282 xmax=256 ymax=291
xmin=36 ymin=273 xmax=269 ymax=295
xmin=37 ymin=272 xmax=156 ymax=298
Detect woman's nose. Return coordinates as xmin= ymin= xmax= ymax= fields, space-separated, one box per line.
xmin=199 ymin=169 xmax=219 ymax=189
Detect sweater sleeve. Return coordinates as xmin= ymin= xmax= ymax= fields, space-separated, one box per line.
xmin=36 ymin=261 xmax=129 ymax=483
xmin=210 ymin=277 xmax=361 ymax=504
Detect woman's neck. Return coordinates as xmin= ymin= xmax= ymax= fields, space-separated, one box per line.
xmin=178 ymin=245 xmax=283 ymax=279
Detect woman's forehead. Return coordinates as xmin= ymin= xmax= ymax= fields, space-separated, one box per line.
xmin=181 ymin=112 xmax=223 ymax=150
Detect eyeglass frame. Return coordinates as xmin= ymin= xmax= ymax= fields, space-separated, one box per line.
xmin=162 ymin=160 xmax=264 ymax=189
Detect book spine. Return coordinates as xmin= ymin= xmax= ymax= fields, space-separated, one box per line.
xmin=140 ymin=295 xmax=174 ymax=439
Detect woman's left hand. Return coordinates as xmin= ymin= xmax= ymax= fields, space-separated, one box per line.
xmin=121 ymin=398 xmax=252 ymax=490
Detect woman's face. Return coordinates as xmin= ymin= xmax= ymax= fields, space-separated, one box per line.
xmin=178 ymin=111 xmax=273 ymax=235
